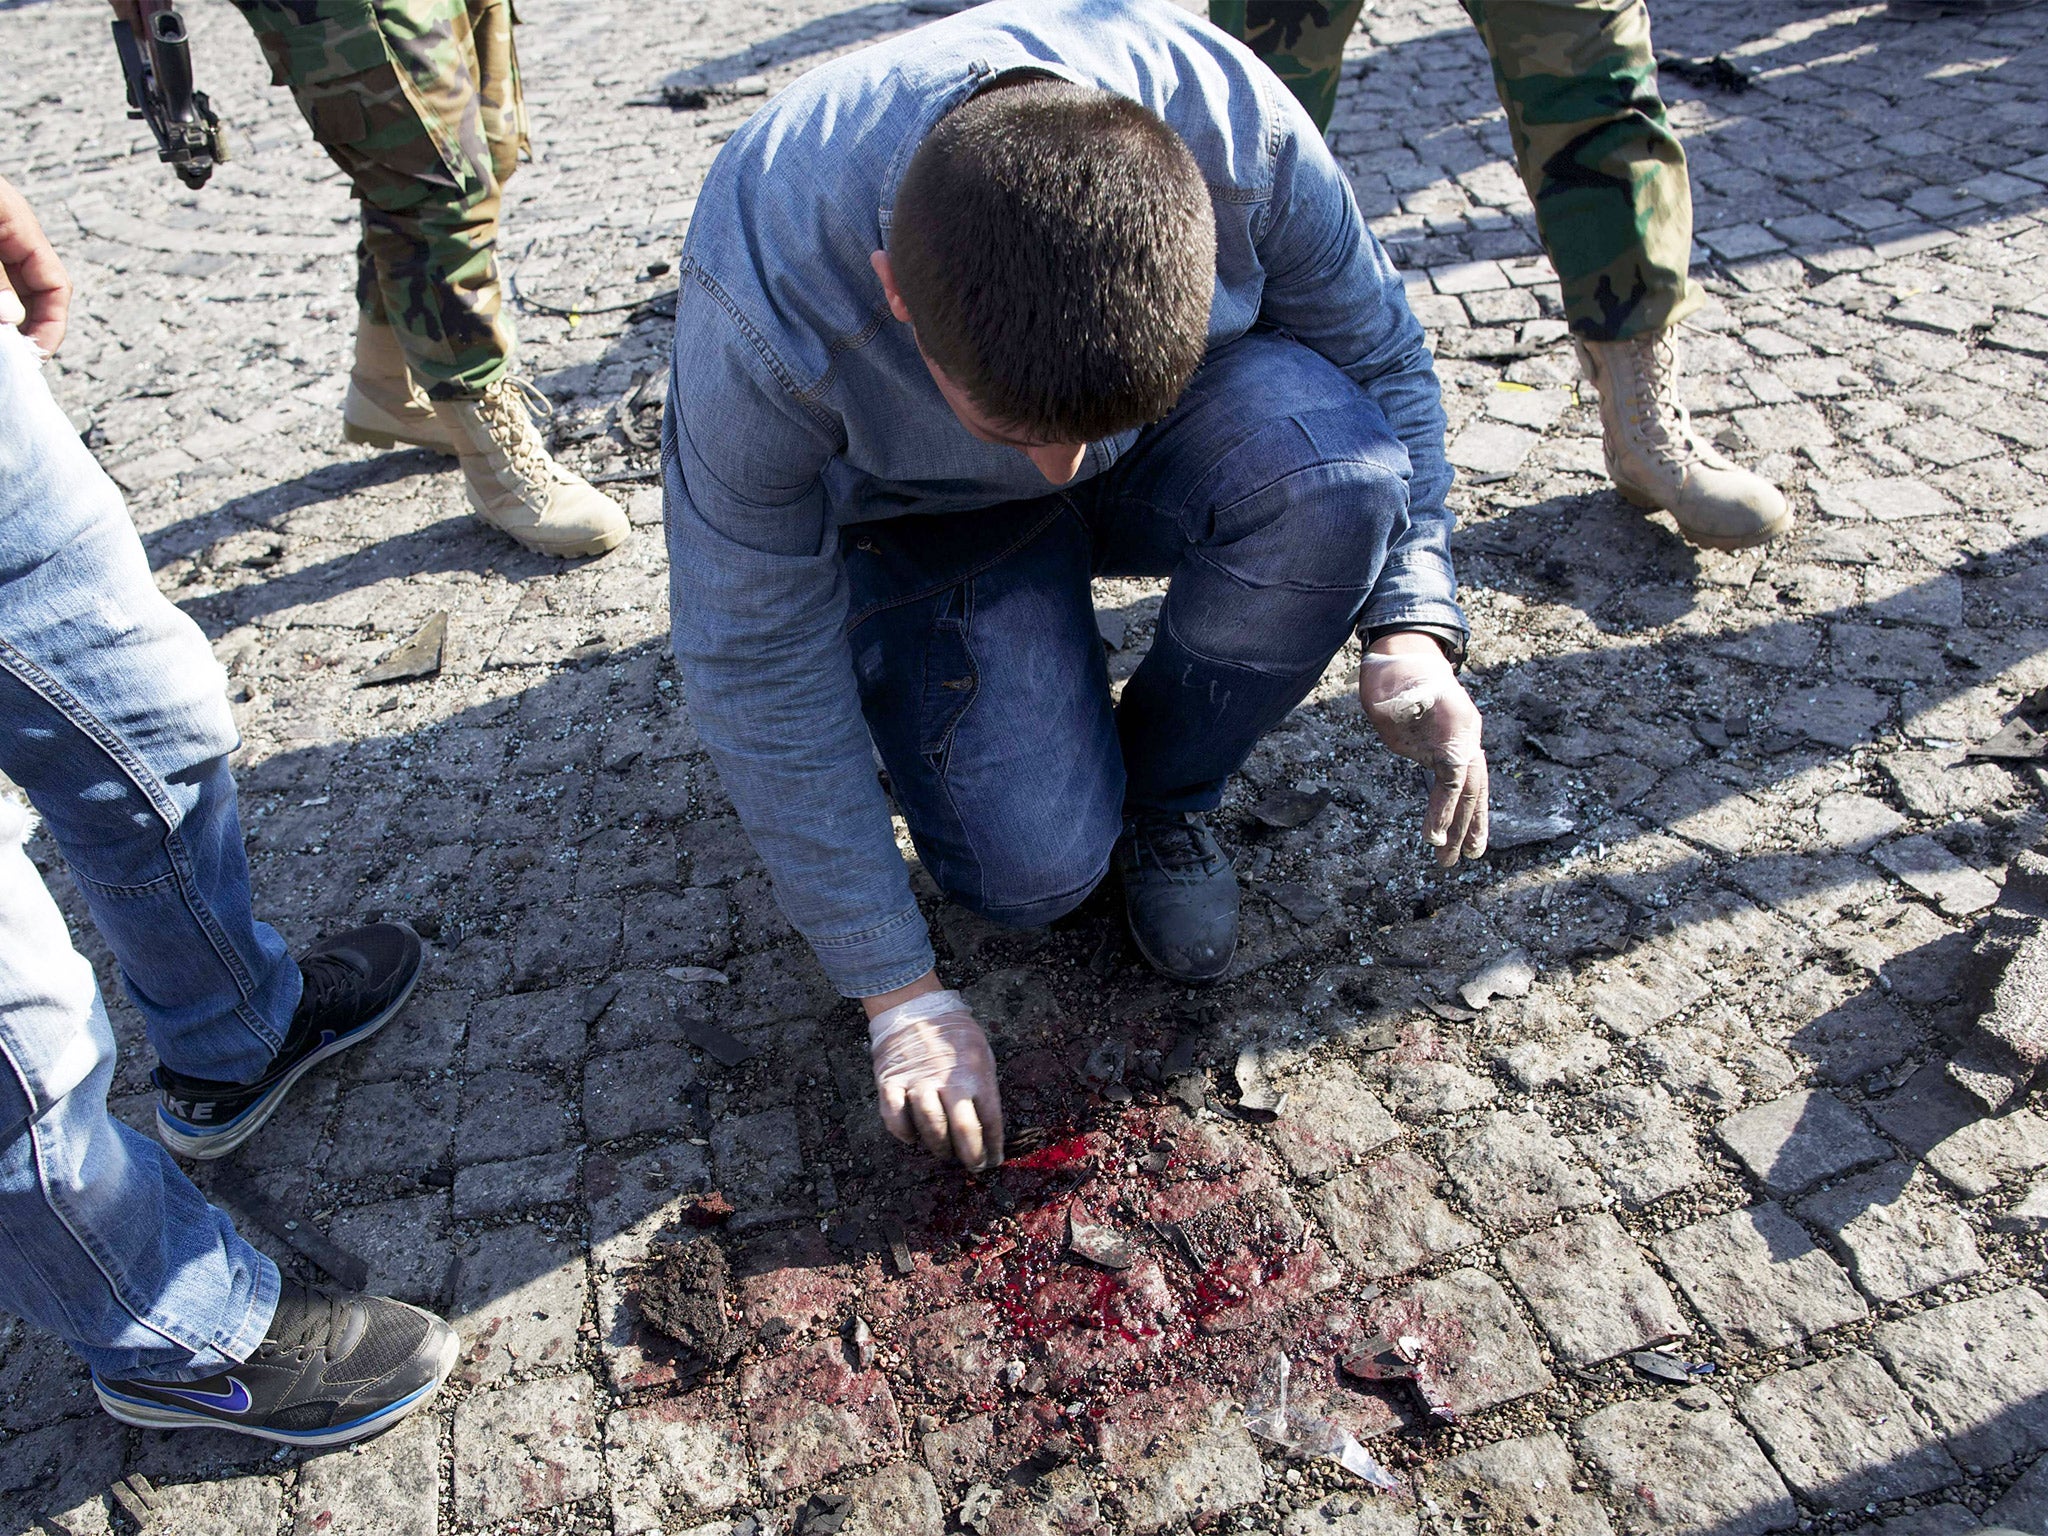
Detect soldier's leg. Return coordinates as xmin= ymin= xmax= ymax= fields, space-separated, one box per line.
xmin=1464 ymin=0 xmax=1789 ymax=550
xmin=232 ymin=0 xmax=625 ymax=558
xmin=1209 ymin=1 xmax=1368 ymax=133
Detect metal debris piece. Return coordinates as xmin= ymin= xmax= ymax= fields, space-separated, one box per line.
xmin=1251 ymin=787 xmax=1332 ymax=830
xmin=1630 ymin=1350 xmax=1695 ymax=1384
xmin=1968 ymin=717 xmax=2048 ymax=761
xmin=1232 ymin=1045 xmax=1288 ymax=1120
xmin=1138 ymin=1146 xmax=1171 ymax=1176
xmin=360 ymin=611 xmax=448 ymax=685
xmin=209 ymin=1162 xmax=370 ymax=1291
xmin=1341 ymin=1334 xmax=1421 ymax=1382
xmin=1148 ymin=1217 xmax=1207 ymax=1272
xmin=883 ymin=1214 xmax=915 ymax=1276
xmin=676 ymin=1007 xmax=760 ymax=1066
xmin=1425 ymin=999 xmax=1480 ymax=1023
xmin=1086 ymin=923 xmax=1122 ymax=977
xmin=665 ymin=965 xmax=731 ymax=985
xmin=959 ymin=1483 xmax=1002 ymax=1533
xmin=1162 ymin=1035 xmax=1201 ymax=1078
xmin=1487 ymin=811 xmax=1576 ymax=851
xmin=1244 ymin=1351 xmax=1400 ymax=1492
xmin=1657 ymin=52 xmax=1752 ymax=92
xmin=1167 ymin=1072 xmax=1206 ymax=1114
xmin=1065 ymin=1207 xmax=1135 ymax=1271
xmin=795 ymin=1491 xmax=852 ymax=1536
xmin=1457 ymin=947 xmax=1536 ymax=1011
xmin=845 ymin=1314 xmax=876 ymax=1370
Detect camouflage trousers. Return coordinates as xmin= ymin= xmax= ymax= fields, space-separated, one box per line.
xmin=232 ymin=0 xmax=526 ymax=397
xmin=1211 ymin=0 xmax=1698 ymax=341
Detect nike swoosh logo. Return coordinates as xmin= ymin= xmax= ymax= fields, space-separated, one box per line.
xmin=154 ymin=1377 xmax=252 ymax=1413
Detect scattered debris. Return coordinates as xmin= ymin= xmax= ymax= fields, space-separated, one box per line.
xmin=794 ymin=1491 xmax=851 ymax=1536
xmin=680 ymin=1191 xmax=735 ymax=1228
xmin=1260 ymin=880 xmax=1333 ymax=925
xmin=959 ymin=1483 xmax=1002 ymax=1532
xmin=1086 ymin=923 xmax=1122 ymax=977
xmin=1630 ymin=1350 xmax=1696 ymax=1384
xmin=1657 ymin=53 xmax=1752 ymax=93
xmin=665 ymin=965 xmax=730 ymax=985
xmin=1082 ymin=1038 xmax=1133 ymax=1103
xmin=883 ymin=1214 xmax=915 ymax=1276
xmin=1457 ymin=947 xmax=1536 ymax=1010
xmin=1065 ymin=1207 xmax=1135 ymax=1271
xmin=209 ymin=1162 xmax=369 ymax=1291
xmin=1487 ymin=811 xmax=1576 ymax=850
xmin=1340 ymin=1334 xmax=1422 ymax=1383
xmin=110 ymin=1474 xmax=166 ymax=1535
xmin=1244 ymin=1352 xmax=1401 ymax=1491
xmin=844 ymin=1314 xmax=876 ymax=1370
xmin=1251 ymin=787 xmax=1332 ymax=830
xmin=634 ymin=1234 xmax=740 ymax=1367
xmin=1148 ymin=1217 xmax=1207 ymax=1272
xmin=676 ymin=1007 xmax=760 ymax=1067
xmin=1693 ymin=716 xmax=1731 ymax=751
xmin=360 ymin=611 xmax=448 ymax=685
xmin=1968 ymin=717 xmax=2048 ymax=761
xmin=1232 ymin=1045 xmax=1288 ymax=1120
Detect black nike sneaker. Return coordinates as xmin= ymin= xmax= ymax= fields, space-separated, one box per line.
xmin=155 ymin=921 xmax=423 ymax=1159
xmin=93 ymin=1281 xmax=458 ymax=1446
xmin=1113 ymin=811 xmax=1240 ymax=984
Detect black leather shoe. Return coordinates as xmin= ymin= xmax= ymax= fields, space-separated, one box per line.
xmin=1113 ymin=811 xmax=1239 ymax=984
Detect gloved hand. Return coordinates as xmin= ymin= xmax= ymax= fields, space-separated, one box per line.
xmin=868 ymin=988 xmax=1005 ymax=1172
xmin=1359 ymin=637 xmax=1489 ymax=867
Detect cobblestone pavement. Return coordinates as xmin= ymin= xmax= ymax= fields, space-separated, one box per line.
xmin=3 ymin=0 xmax=2048 ymax=1532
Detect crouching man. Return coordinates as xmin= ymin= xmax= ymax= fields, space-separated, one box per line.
xmin=662 ymin=0 xmax=1489 ymax=1173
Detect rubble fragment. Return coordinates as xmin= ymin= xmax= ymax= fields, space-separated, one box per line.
xmin=1065 ymin=1207 xmax=1135 ymax=1271
xmin=634 ymin=1234 xmax=740 ymax=1368
xmin=360 ymin=611 xmax=448 ymax=685
xmin=845 ymin=1314 xmax=875 ymax=1371
xmin=676 ymin=1008 xmax=761 ymax=1066
xmin=1233 ymin=1045 xmax=1288 ymax=1120
xmin=1251 ymin=787 xmax=1331 ymax=830
xmin=1458 ymin=947 xmax=1535 ymax=1010
xmin=1630 ymin=1350 xmax=1699 ymax=1384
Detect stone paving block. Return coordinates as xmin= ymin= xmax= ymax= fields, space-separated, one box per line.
xmin=329 ymin=1193 xmax=451 ymax=1308
xmin=467 ymin=985 xmax=589 ymax=1069
xmin=453 ymin=1146 xmax=581 ymax=1218
xmin=324 ymin=1077 xmax=454 ymax=1180
xmin=1448 ymin=421 xmax=1539 ymax=480
xmin=0 ymin=1314 xmax=94 ymax=1432
xmin=1283 ymin=1495 xmax=1421 ymax=1536
xmin=1795 ymin=1160 xmax=1985 ymax=1303
xmin=740 ymin=1338 xmax=903 ymax=1495
xmin=455 ymin=1374 xmax=601 ymax=1526
xmin=1269 ymin=1059 xmax=1400 ymax=1178
xmin=898 ymin=1300 xmax=1005 ymax=1403
xmin=1426 ymin=1430 xmax=1611 ymax=1536
xmin=452 ymin=1221 xmax=587 ymax=1385
xmin=0 ymin=1413 xmax=123 ymax=1536
xmin=919 ymin=1412 xmax=992 ymax=1493
xmin=1586 ymin=955 xmax=1710 ymax=1039
xmin=1715 ymin=1089 xmax=1891 ymax=1199
xmin=1318 ymin=1149 xmax=1480 ymax=1278
xmin=1113 ymin=1418 xmax=1266 ymax=1534
xmin=1737 ymin=1351 xmax=1960 ymax=1508
xmin=1773 ymin=682 xmax=1889 ymax=749
xmin=1653 ymin=1203 xmax=1868 ymax=1353
xmin=1500 ymin=1213 xmax=1688 ymax=1366
xmin=1873 ymin=1286 xmax=2048 ymax=1469
xmin=1573 ymin=1085 xmax=1711 ymax=1208
xmin=1816 ymin=792 xmax=1905 ymax=852
xmin=1987 ymin=1454 xmax=2048 ymax=1530
xmin=454 ymin=1066 xmax=574 ymax=1165
xmin=1874 ymin=834 xmax=2003 ymax=917
xmin=1445 ymin=1110 xmax=1601 ymax=1224
xmin=712 ymin=1106 xmax=805 ymax=1209
xmin=622 ymin=885 xmax=733 ymax=969
xmin=129 ymin=1474 xmax=283 ymax=1533
xmin=1579 ymin=1394 xmax=1796 ymax=1536
xmin=1867 ymin=1064 xmax=2048 ymax=1197
xmin=583 ymin=1043 xmax=698 ymax=1142
xmin=587 ymin=1140 xmax=712 ymax=1270
xmin=1370 ymin=1268 xmax=1552 ymax=1416
xmin=2002 ymin=1178 xmax=2048 ymax=1234
xmin=841 ymin=1463 xmax=945 ymax=1536
xmin=292 ymin=1412 xmax=439 ymax=1536
xmin=1843 ymin=1507 xmax=1981 ymax=1536
xmin=606 ymin=1394 xmax=750 ymax=1532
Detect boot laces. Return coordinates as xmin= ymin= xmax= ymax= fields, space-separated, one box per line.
xmin=294 ymin=952 xmax=361 ymax=1033
xmin=1615 ymin=332 xmax=1727 ymax=473
xmin=1131 ymin=813 xmax=1220 ymax=879
xmin=475 ymin=377 xmax=571 ymax=492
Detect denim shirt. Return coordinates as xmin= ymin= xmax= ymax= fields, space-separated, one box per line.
xmin=662 ymin=0 xmax=1463 ymax=998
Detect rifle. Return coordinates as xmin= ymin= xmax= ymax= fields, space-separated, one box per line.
xmin=109 ymin=0 xmax=230 ymax=189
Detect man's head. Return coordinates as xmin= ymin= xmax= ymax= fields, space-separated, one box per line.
xmin=875 ymin=78 xmax=1216 ymax=483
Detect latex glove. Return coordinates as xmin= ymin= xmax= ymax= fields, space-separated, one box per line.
xmin=868 ymin=989 xmax=1005 ymax=1172
xmin=1360 ymin=639 xmax=1489 ymax=866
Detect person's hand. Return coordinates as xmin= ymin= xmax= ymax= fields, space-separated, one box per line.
xmin=1360 ymin=633 xmax=1488 ymax=866
xmin=866 ymin=984 xmax=1004 ymax=1172
xmin=0 ymin=174 xmax=70 ymax=355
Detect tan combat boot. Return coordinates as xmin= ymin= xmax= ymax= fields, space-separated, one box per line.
xmin=432 ymin=378 xmax=629 ymax=558
xmin=1576 ymin=330 xmax=1792 ymax=551
xmin=343 ymin=319 xmax=457 ymax=455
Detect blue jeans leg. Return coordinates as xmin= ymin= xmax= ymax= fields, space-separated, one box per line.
xmin=1083 ymin=331 xmax=1415 ymax=813
xmin=845 ymin=501 xmax=1123 ymax=928
xmin=0 ymin=328 xmax=299 ymax=1084
xmin=0 ymin=798 xmax=279 ymax=1380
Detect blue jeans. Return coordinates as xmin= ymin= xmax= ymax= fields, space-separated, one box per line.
xmin=844 ymin=332 xmax=1411 ymax=927
xmin=0 ymin=325 xmax=289 ymax=1380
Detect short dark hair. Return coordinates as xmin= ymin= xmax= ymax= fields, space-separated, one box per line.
xmin=890 ymin=79 xmax=1216 ymax=444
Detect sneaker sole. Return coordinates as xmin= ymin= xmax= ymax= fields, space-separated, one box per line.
xmin=94 ymin=1325 xmax=459 ymax=1447
xmin=155 ymin=926 xmax=425 ymax=1161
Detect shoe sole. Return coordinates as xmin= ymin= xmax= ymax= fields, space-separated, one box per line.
xmin=1616 ymin=487 xmax=1795 ymax=552
xmin=155 ymin=925 xmax=425 ymax=1162
xmin=94 ymin=1325 xmax=459 ymax=1447
xmin=497 ymin=522 xmax=630 ymax=559
xmin=343 ymin=420 xmax=458 ymax=456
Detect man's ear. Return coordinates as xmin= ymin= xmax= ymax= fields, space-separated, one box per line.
xmin=870 ymin=250 xmax=914 ymax=325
